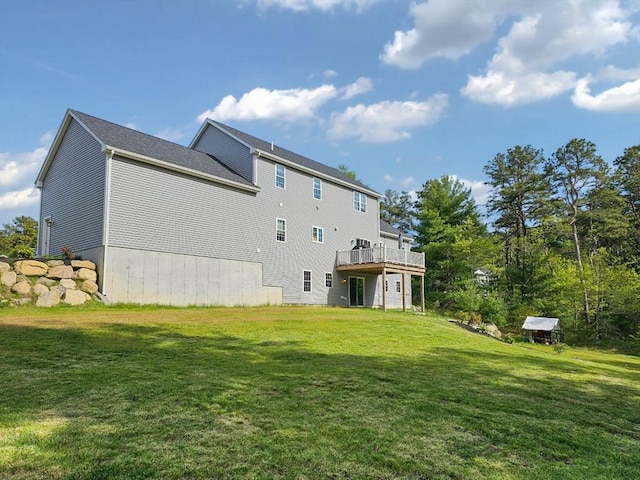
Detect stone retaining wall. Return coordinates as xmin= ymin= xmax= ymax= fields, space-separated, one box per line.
xmin=0 ymin=259 xmax=99 ymax=307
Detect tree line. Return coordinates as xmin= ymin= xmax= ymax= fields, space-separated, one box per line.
xmin=381 ymin=140 xmax=640 ymax=344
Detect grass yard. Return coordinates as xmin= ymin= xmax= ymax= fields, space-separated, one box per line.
xmin=1 ymin=306 xmax=639 ymax=479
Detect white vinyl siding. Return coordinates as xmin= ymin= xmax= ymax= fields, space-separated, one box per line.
xmin=39 ymin=118 xmax=105 ymax=255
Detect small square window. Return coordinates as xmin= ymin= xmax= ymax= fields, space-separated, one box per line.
xmin=325 ymin=273 xmax=333 ymax=288
xmin=313 ymin=178 xmax=322 ymax=200
xmin=276 ymin=164 xmax=285 ymax=189
xmin=303 ymin=270 xmax=312 ymax=292
xmin=276 ymin=218 xmax=286 ymax=242
xmin=312 ymin=226 xmax=324 ymax=243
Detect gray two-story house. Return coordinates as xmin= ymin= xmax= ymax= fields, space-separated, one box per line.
xmin=36 ymin=110 xmax=425 ymax=309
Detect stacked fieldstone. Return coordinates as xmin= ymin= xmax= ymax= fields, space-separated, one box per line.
xmin=0 ymin=259 xmax=99 ymax=307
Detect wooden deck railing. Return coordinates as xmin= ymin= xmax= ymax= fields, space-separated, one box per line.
xmin=336 ymin=246 xmax=425 ymax=268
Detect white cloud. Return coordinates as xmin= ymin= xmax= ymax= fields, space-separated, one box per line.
xmin=572 ymin=76 xmax=640 ymax=113
xmin=400 ymin=176 xmax=415 ymax=189
xmin=0 ymin=186 xmax=40 ymax=210
xmin=382 ymin=0 xmax=637 ymax=108
xmin=340 ymin=77 xmax=373 ymax=100
xmin=323 ymin=69 xmax=338 ymax=78
xmin=381 ymin=0 xmax=514 ymax=68
xmin=597 ymin=64 xmax=640 ymax=82
xmin=328 ymin=93 xmax=448 ymax=142
xmin=0 ymin=133 xmax=52 ymax=219
xmin=449 ymin=175 xmax=490 ymax=206
xmin=461 ymin=70 xmax=577 ymax=107
xmin=462 ymin=1 xmax=635 ymax=106
xmin=0 ymin=134 xmax=51 ymax=188
xmin=198 ymin=84 xmax=338 ymax=123
xmin=256 ymin=0 xmax=376 ymax=12
xmin=155 ymin=126 xmax=190 ymax=142
xmin=384 ymin=175 xmax=415 ymax=189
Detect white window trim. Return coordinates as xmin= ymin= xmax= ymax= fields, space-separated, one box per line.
xmin=313 ymin=177 xmax=322 ymax=200
xmin=355 ymin=238 xmax=371 ymax=248
xmin=353 ymin=191 xmax=367 ymax=213
xmin=276 ymin=218 xmax=286 ymax=243
xmin=396 ymin=281 xmax=401 ymax=293
xmin=303 ymin=269 xmax=312 ymax=292
xmin=325 ymin=272 xmax=333 ymax=288
xmin=275 ymin=163 xmax=286 ymax=189
xmin=312 ymin=226 xmax=324 ymax=243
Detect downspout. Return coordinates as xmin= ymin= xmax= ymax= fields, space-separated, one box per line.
xmin=253 ymin=149 xmax=261 ymax=186
xmin=101 ymin=148 xmax=114 ymax=297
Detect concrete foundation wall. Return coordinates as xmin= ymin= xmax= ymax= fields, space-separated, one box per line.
xmin=103 ymin=246 xmax=282 ymax=306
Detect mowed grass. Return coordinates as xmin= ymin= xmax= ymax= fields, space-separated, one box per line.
xmin=1 ymin=306 xmax=638 ymax=480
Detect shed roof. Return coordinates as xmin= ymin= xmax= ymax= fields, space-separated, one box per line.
xmin=522 ymin=316 xmax=561 ymax=331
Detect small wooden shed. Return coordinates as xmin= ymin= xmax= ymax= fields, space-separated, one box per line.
xmin=522 ymin=316 xmax=564 ymax=344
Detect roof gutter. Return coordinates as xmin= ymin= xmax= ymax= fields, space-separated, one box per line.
xmin=105 ymin=146 xmax=260 ymax=193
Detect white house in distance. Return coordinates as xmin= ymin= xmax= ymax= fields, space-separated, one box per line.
xmin=36 ymin=110 xmax=425 ymax=310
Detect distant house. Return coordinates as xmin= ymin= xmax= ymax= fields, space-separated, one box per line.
xmin=522 ymin=316 xmax=563 ymax=344
xmin=36 ymin=110 xmax=425 ymax=309
xmin=473 ymin=269 xmax=490 ymax=285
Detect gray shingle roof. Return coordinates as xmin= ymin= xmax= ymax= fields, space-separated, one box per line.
xmin=380 ymin=219 xmax=400 ymax=235
xmin=70 ymin=110 xmax=254 ymax=187
xmin=209 ymin=120 xmax=377 ymax=194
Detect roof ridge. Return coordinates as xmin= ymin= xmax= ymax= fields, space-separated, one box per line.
xmin=71 ymin=109 xmax=192 ymax=151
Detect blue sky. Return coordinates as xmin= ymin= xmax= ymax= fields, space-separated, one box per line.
xmin=1 ymin=0 xmax=639 ymax=228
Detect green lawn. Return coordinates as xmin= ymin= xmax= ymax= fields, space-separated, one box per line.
xmin=1 ymin=306 xmax=638 ymax=479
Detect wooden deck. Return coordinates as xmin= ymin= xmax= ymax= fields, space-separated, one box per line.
xmin=336 ymin=247 xmax=425 ymax=312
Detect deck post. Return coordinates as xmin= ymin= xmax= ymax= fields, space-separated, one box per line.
xmin=382 ymin=267 xmax=387 ymax=312
xmin=402 ymin=273 xmax=406 ymax=312
xmin=420 ymin=274 xmax=425 ymax=313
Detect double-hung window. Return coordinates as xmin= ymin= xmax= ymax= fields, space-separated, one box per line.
xmin=312 ymin=226 xmax=324 ymax=243
xmin=276 ymin=218 xmax=286 ymax=242
xmin=275 ymin=164 xmax=285 ymax=189
xmin=303 ymin=270 xmax=312 ymax=292
xmin=325 ymin=273 xmax=333 ymax=288
xmin=396 ymin=281 xmax=401 ymax=293
xmin=353 ymin=191 xmax=367 ymax=213
xmin=313 ymin=178 xmax=322 ymax=200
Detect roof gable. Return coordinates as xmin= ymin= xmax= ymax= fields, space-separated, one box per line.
xmin=37 ymin=110 xmax=257 ymax=191
xmin=196 ymin=119 xmax=379 ymax=196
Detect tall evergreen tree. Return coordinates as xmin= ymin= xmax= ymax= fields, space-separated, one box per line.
xmin=484 ymin=145 xmax=550 ymax=298
xmin=549 ymin=139 xmax=608 ymax=328
xmin=613 ymin=145 xmax=640 ymax=267
xmin=414 ymin=176 xmax=485 ymax=302
xmin=380 ymin=189 xmax=414 ymax=234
